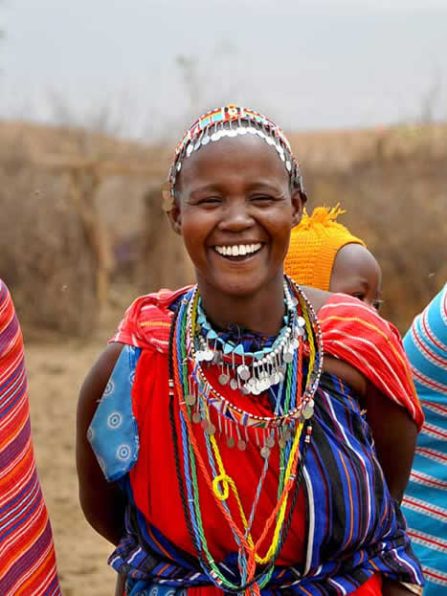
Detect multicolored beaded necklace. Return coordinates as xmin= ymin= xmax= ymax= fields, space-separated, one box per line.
xmin=168 ymin=277 xmax=323 ymax=594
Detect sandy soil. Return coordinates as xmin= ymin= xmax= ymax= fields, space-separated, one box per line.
xmin=26 ymin=333 xmax=117 ymax=595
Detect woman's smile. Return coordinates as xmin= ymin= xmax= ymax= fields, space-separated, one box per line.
xmin=213 ymin=242 xmax=263 ymax=259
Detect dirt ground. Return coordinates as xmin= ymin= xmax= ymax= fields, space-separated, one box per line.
xmin=26 ymin=332 xmax=117 ymax=595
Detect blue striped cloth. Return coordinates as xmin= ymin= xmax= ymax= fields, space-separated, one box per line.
xmin=402 ymin=283 xmax=447 ymax=594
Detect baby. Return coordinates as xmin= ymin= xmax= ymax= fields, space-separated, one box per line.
xmin=285 ymin=205 xmax=382 ymax=309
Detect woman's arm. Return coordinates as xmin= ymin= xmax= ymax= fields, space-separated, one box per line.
xmin=382 ymin=579 xmax=420 ymax=596
xmin=365 ymin=382 xmax=420 ymax=595
xmin=76 ymin=342 xmax=126 ymax=545
xmin=364 ymin=382 xmax=418 ymax=503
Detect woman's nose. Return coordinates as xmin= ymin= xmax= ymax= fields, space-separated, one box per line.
xmin=217 ymin=200 xmax=255 ymax=231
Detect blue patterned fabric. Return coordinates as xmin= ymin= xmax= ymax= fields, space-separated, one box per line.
xmin=88 ymin=346 xmax=141 ymax=481
xmin=402 ymin=284 xmax=447 ymax=594
xmin=126 ymin=582 xmax=186 ymax=596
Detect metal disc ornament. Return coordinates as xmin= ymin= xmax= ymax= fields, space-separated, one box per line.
xmin=260 ymin=446 xmax=270 ymax=459
xmin=219 ymin=373 xmax=230 ymax=386
xmin=237 ymin=439 xmax=247 ymax=451
xmin=302 ymin=400 xmax=315 ymax=420
xmin=237 ymin=364 xmax=250 ymax=381
xmin=205 ymin=423 xmax=216 ymax=435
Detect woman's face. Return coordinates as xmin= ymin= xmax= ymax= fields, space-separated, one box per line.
xmin=170 ymin=134 xmax=303 ymax=300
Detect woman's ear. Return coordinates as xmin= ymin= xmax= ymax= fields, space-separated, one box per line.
xmin=162 ymin=186 xmax=182 ymax=235
xmin=291 ymin=189 xmax=305 ymax=227
xmin=167 ymin=201 xmax=182 ymax=235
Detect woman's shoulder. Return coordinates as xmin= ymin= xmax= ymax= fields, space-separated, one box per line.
xmin=311 ymin=288 xmax=405 ymax=370
xmin=305 ymin=289 xmax=424 ymax=428
xmin=300 ymin=285 xmax=333 ymax=315
xmin=302 ymin=286 xmax=390 ymax=334
xmin=111 ymin=285 xmax=193 ymax=352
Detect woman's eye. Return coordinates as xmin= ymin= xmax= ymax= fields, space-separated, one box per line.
xmin=197 ymin=197 xmax=222 ymax=205
xmin=251 ymin=195 xmax=274 ymax=203
xmin=352 ymin=292 xmax=366 ymax=302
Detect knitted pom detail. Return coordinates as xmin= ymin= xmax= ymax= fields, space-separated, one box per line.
xmin=298 ymin=204 xmax=346 ymax=231
xmin=284 ymin=203 xmax=366 ymax=291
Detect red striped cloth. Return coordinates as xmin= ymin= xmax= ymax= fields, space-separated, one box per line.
xmin=319 ymin=293 xmax=424 ymax=429
xmin=111 ymin=286 xmax=188 ymax=351
xmin=0 ymin=280 xmax=60 ymax=595
xmin=112 ymin=288 xmax=423 ymax=430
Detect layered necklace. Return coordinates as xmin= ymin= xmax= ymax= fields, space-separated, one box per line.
xmin=168 ymin=277 xmax=323 ymax=594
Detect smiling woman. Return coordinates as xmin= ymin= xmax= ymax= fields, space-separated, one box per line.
xmin=76 ymin=105 xmax=424 ymax=596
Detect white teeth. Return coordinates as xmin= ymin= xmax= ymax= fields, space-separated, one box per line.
xmin=215 ymin=243 xmax=262 ymax=257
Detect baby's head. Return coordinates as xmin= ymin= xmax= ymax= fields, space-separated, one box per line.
xmin=284 ymin=205 xmax=382 ymax=309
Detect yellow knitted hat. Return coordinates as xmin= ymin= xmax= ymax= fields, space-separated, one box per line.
xmin=284 ymin=205 xmax=366 ymax=291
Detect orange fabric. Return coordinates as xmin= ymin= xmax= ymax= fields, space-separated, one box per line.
xmin=284 ymin=206 xmax=366 ymax=291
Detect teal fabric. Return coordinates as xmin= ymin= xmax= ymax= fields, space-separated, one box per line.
xmin=402 ymin=284 xmax=447 ymax=594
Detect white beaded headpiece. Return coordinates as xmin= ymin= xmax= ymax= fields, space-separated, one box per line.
xmin=162 ymin=104 xmax=306 ymax=211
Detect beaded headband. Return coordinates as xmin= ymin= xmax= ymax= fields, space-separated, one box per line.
xmin=162 ymin=104 xmax=306 ymax=211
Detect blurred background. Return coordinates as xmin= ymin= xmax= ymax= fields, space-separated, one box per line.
xmin=0 ymin=1 xmax=446 ymax=594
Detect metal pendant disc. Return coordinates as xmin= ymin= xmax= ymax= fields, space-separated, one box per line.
xmin=227 ymin=436 xmax=235 ymax=448
xmin=230 ymin=378 xmax=239 ymax=390
xmin=205 ymin=423 xmax=216 ymax=435
xmin=266 ymin=436 xmax=275 ymax=449
xmin=303 ymin=399 xmax=315 ymax=420
xmin=237 ymin=439 xmax=247 ymax=451
xmin=237 ymin=364 xmax=251 ymax=381
xmin=283 ymin=351 xmax=293 ymax=363
xmin=219 ymin=373 xmax=230 ymax=386
xmin=260 ymin=446 xmax=270 ymax=459
xmin=203 ymin=349 xmax=214 ymax=362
